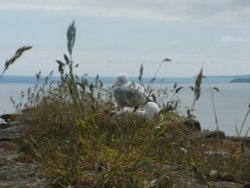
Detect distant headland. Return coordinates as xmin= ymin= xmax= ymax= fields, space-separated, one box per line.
xmin=230 ymin=78 xmax=250 ymax=83
xmin=229 ymin=74 xmax=250 ymax=83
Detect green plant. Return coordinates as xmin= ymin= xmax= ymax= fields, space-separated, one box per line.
xmin=189 ymin=68 xmax=204 ymax=113
xmin=204 ymin=78 xmax=220 ymax=131
xmin=0 ymin=46 xmax=32 ymax=78
xmin=236 ymin=102 xmax=250 ymax=137
xmin=139 ymin=59 xmax=183 ymax=112
xmin=10 ymin=20 xmax=250 ymax=187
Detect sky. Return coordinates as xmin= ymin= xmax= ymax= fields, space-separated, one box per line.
xmin=0 ymin=0 xmax=250 ymax=77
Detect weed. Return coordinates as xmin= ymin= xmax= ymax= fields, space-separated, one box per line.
xmin=0 ymin=46 xmax=32 ymax=78
xmin=2 ymin=21 xmax=249 ymax=187
xmin=236 ymin=102 xmax=250 ymax=137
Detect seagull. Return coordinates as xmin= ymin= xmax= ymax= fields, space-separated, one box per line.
xmin=112 ymin=73 xmax=148 ymax=108
xmin=144 ymin=102 xmax=161 ymax=119
xmin=112 ymin=102 xmax=161 ymax=120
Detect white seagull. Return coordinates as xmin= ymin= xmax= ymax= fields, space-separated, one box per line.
xmin=112 ymin=73 xmax=148 ymax=108
xmin=114 ymin=102 xmax=161 ymax=120
xmin=144 ymin=102 xmax=161 ymax=119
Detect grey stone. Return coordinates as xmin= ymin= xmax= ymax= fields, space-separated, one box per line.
xmin=0 ymin=148 xmax=44 ymax=187
xmin=183 ymin=117 xmax=201 ymax=131
xmin=205 ymin=150 xmax=231 ymax=158
xmin=0 ymin=124 xmax=25 ymax=141
xmin=213 ymin=181 xmax=243 ymax=188
xmin=0 ymin=114 xmax=17 ymax=122
xmin=242 ymin=183 xmax=250 ymax=188
xmin=191 ymin=130 xmax=226 ymax=140
xmin=242 ymin=146 xmax=250 ymax=160
xmin=0 ymin=149 xmax=18 ymax=166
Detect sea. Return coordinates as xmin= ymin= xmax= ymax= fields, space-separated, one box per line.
xmin=1 ymin=75 xmax=250 ymax=136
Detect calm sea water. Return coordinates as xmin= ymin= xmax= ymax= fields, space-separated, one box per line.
xmin=1 ymin=76 xmax=250 ymax=136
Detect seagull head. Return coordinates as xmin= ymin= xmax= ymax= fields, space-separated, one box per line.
xmin=112 ymin=73 xmax=129 ymax=87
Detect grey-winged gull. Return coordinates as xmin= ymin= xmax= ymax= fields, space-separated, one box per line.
xmin=112 ymin=73 xmax=148 ymax=108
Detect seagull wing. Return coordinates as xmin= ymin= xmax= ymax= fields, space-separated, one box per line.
xmin=113 ymin=84 xmax=148 ymax=107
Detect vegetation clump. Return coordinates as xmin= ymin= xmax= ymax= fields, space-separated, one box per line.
xmin=2 ymin=21 xmax=250 ymax=187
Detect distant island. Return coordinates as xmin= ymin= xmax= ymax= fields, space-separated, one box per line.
xmin=230 ymin=78 xmax=250 ymax=83
xmin=225 ymin=74 xmax=250 ymax=83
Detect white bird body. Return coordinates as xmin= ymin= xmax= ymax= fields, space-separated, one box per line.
xmin=144 ymin=102 xmax=161 ymax=119
xmin=113 ymin=102 xmax=161 ymax=121
xmin=0 ymin=117 xmax=6 ymax=125
xmin=112 ymin=73 xmax=147 ymax=107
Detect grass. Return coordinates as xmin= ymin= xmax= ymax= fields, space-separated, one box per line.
xmin=1 ymin=21 xmax=250 ymax=187
xmin=0 ymin=46 xmax=32 ymax=78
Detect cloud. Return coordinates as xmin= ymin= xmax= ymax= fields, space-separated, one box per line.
xmin=1 ymin=0 xmax=250 ymax=25
xmin=220 ymin=35 xmax=250 ymax=43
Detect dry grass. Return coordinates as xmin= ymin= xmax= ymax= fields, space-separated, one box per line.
xmin=1 ymin=21 xmax=250 ymax=187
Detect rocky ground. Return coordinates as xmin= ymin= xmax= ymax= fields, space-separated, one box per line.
xmin=0 ymin=117 xmax=45 ymax=188
xmin=0 ymin=114 xmax=249 ymax=187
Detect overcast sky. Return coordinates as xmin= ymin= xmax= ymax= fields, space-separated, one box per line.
xmin=1 ymin=0 xmax=250 ymax=77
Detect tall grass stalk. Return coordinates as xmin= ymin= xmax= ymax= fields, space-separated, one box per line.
xmin=236 ymin=103 xmax=250 ymax=137
xmin=0 ymin=46 xmax=32 ymax=78
xmin=204 ymin=78 xmax=220 ymax=131
xmin=149 ymin=58 xmax=172 ymax=85
xmin=190 ymin=68 xmax=203 ymax=115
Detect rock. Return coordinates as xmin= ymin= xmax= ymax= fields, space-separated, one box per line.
xmin=191 ymin=130 xmax=226 ymax=140
xmin=0 ymin=124 xmax=25 ymax=141
xmin=0 ymin=163 xmax=44 ymax=187
xmin=0 ymin=117 xmax=46 ymax=187
xmin=0 ymin=162 xmax=39 ymax=180
xmin=183 ymin=117 xmax=201 ymax=131
xmin=0 ymin=124 xmax=9 ymax=130
xmin=213 ymin=181 xmax=243 ymax=188
xmin=241 ymin=142 xmax=250 ymax=160
xmin=0 ymin=149 xmax=18 ymax=166
xmin=205 ymin=151 xmax=231 ymax=158
xmin=0 ymin=114 xmax=17 ymax=123
xmin=209 ymin=169 xmax=218 ymax=177
xmin=152 ymin=163 xmax=244 ymax=187
xmin=242 ymin=183 xmax=250 ymax=188
xmin=0 ymin=145 xmax=44 ymax=187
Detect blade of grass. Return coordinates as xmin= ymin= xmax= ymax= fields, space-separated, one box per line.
xmin=0 ymin=46 xmax=32 ymax=78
